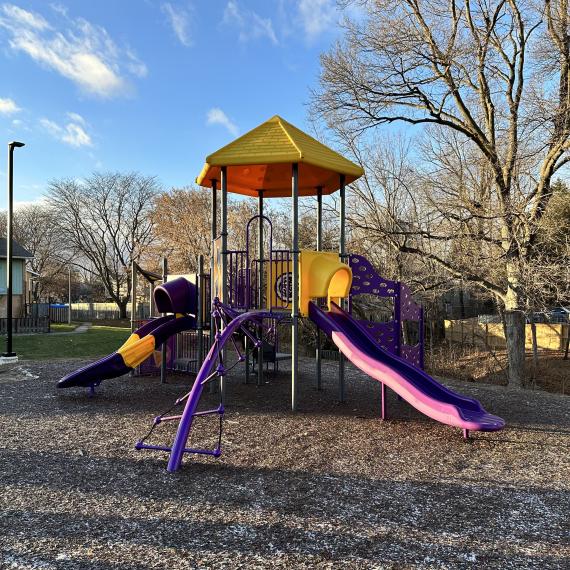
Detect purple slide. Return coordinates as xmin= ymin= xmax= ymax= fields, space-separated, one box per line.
xmin=58 ymin=277 xmax=198 ymax=390
xmin=309 ymin=301 xmax=505 ymax=433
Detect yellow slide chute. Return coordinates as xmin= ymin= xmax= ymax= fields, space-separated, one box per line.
xmin=266 ymin=250 xmax=352 ymax=316
xmin=299 ymin=251 xmax=352 ymax=316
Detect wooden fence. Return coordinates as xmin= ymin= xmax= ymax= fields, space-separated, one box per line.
xmin=0 ymin=316 xmax=50 ymax=334
xmin=445 ymin=318 xmax=569 ymax=351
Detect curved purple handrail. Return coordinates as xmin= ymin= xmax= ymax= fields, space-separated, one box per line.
xmin=166 ymin=307 xmax=268 ymax=471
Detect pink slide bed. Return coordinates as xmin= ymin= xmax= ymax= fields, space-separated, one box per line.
xmin=309 ymin=301 xmax=505 ymax=435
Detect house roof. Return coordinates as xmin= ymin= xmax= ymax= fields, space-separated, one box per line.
xmin=0 ymin=238 xmax=34 ymax=259
xmin=196 ymin=115 xmax=364 ymax=197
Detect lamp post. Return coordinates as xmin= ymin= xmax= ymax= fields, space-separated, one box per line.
xmin=68 ymin=265 xmax=72 ymax=325
xmin=4 ymin=141 xmax=25 ymax=359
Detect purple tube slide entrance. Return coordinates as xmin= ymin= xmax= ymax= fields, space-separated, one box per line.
xmin=309 ymin=301 xmax=505 ymax=433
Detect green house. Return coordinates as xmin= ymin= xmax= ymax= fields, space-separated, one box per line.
xmin=0 ymin=239 xmax=34 ymax=317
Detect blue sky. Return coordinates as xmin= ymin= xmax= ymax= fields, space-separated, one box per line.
xmin=0 ymin=0 xmax=351 ymax=208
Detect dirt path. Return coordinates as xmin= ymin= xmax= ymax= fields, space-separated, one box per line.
xmin=0 ymin=358 xmax=568 ymax=569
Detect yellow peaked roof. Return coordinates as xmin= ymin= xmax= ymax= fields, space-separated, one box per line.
xmin=196 ymin=115 xmax=364 ymax=197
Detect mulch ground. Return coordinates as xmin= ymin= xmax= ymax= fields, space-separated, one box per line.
xmin=0 ymin=357 xmax=568 ymax=569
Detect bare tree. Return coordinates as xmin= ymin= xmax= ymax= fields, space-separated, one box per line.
xmin=314 ymin=0 xmax=570 ymax=387
xmin=47 ymin=172 xmax=159 ymax=318
xmin=0 ymin=204 xmax=70 ymax=302
xmin=150 ymin=187 xmax=212 ymax=273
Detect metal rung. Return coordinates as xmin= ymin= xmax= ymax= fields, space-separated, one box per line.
xmin=193 ymin=406 xmax=224 ymax=417
xmin=135 ymin=441 xmax=221 ymax=457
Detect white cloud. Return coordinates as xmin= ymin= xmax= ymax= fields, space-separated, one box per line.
xmin=0 ymin=97 xmax=20 ymax=114
xmin=207 ymin=108 xmax=238 ymax=137
xmin=40 ymin=115 xmax=93 ymax=147
xmin=297 ymin=0 xmax=337 ymax=41
xmin=0 ymin=3 xmax=147 ymax=98
xmin=223 ymin=1 xmax=278 ymax=45
xmin=49 ymin=3 xmax=68 ymax=17
xmin=162 ymin=2 xmax=192 ymax=47
xmin=66 ymin=111 xmax=85 ymax=125
xmin=62 ymin=123 xmax=92 ymax=147
xmin=2 ymin=3 xmax=49 ymax=30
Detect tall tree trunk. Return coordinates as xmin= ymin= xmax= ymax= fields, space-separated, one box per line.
xmin=118 ymin=299 xmax=128 ymax=320
xmin=504 ymin=310 xmax=525 ymax=388
xmin=530 ymin=317 xmax=538 ymax=386
xmin=504 ymin=269 xmax=526 ymax=388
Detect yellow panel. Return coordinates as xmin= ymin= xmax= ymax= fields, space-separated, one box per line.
xmin=118 ymin=333 xmax=140 ymax=351
xmin=117 ymin=334 xmax=156 ymax=368
xmin=299 ymin=250 xmax=352 ymax=316
xmin=267 ymin=259 xmax=293 ymax=310
xmin=196 ymin=115 xmax=364 ymax=197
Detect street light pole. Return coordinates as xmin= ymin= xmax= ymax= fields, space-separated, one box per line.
xmin=4 ymin=141 xmax=25 ymax=359
xmin=68 ymin=265 xmax=72 ymax=325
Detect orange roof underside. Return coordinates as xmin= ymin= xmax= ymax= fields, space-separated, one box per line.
xmin=196 ymin=115 xmax=364 ymax=197
xmin=199 ymin=163 xmax=359 ymax=197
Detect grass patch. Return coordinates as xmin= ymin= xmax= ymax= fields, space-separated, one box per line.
xmin=14 ymin=326 xmax=131 ymax=361
xmin=50 ymin=323 xmax=79 ymax=333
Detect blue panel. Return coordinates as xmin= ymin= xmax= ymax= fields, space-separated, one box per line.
xmin=0 ymin=259 xmax=24 ymax=295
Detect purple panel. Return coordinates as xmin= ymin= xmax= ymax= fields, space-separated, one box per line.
xmin=400 ymin=282 xmax=422 ymax=320
xmin=356 ymin=320 xmax=398 ymax=354
xmin=348 ymin=253 xmax=424 ymax=369
xmin=401 ymin=344 xmax=422 ymax=368
xmin=348 ymin=255 xmax=398 ymax=297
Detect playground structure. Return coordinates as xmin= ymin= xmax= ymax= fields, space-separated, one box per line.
xmin=58 ymin=115 xmax=505 ymax=471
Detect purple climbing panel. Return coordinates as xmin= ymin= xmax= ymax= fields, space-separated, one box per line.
xmin=400 ymin=283 xmax=421 ymax=320
xmin=399 ymin=282 xmax=423 ymax=368
xmin=349 ymin=255 xmax=398 ymax=298
xmin=348 ymin=254 xmax=424 ymax=369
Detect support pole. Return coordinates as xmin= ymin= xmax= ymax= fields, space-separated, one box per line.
xmin=197 ymin=254 xmax=204 ymax=371
xmin=257 ymin=190 xmax=264 ymax=387
xmin=244 ymin=334 xmax=250 ymax=384
xmin=68 ymin=265 xmax=72 ymax=325
xmin=129 ymin=261 xmax=138 ymax=377
xmin=160 ymin=257 xmax=168 ymax=384
xmin=338 ymin=174 xmax=346 ymax=402
xmin=220 ymin=167 xmax=228 ymax=401
xmin=130 ymin=261 xmax=137 ymax=333
xmin=380 ymin=382 xmax=387 ymax=420
xmin=291 ymin=163 xmax=299 ymax=411
xmin=210 ymin=179 xmax=218 ymax=343
xmin=210 ymin=179 xmax=217 ymax=393
xmin=316 ymin=187 xmax=323 ymax=390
